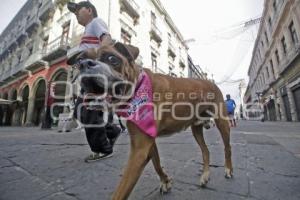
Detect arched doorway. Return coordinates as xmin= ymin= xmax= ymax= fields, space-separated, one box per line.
xmin=0 ymin=93 xmax=8 ymax=126
xmin=11 ymin=89 xmax=17 ymax=100
xmin=4 ymin=90 xmax=17 ymax=126
xmin=49 ymin=70 xmax=68 ymax=126
xmin=33 ymin=79 xmax=46 ymax=126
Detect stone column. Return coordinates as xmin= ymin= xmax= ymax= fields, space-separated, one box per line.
xmin=287 ymin=86 xmax=298 ymax=121
xmin=277 ymin=89 xmax=286 ymax=121
xmin=274 ymin=91 xmax=281 ymax=121
xmin=25 ymin=96 xmax=35 ymax=126
xmin=63 ymin=67 xmax=73 ymax=113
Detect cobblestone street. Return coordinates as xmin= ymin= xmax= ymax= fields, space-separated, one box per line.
xmin=1 ymin=120 xmax=300 ymax=200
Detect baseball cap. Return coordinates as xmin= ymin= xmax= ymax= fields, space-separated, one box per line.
xmin=67 ymin=1 xmax=98 ymax=17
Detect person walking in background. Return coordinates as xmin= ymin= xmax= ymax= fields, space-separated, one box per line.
xmin=225 ymin=94 xmax=236 ymax=127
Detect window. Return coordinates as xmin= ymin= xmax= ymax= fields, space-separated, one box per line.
xmin=151 ymin=53 xmax=157 ymax=72
xmin=289 ymin=21 xmax=299 ymax=44
xmin=42 ymin=36 xmax=49 ymax=53
xmin=17 ymin=54 xmax=21 ymax=63
xmin=28 ymin=46 xmax=33 ymax=56
xmin=270 ymin=59 xmax=275 ymax=76
xmin=168 ymin=63 xmax=176 ymax=77
xmin=273 ymin=0 xmax=277 ymax=12
xmin=266 ymin=66 xmax=270 ymax=78
xmin=121 ymin=28 xmax=131 ymax=44
xmin=258 ymin=49 xmax=262 ymax=61
xmin=168 ymin=32 xmax=171 ymax=41
xmin=268 ymin=17 xmax=272 ymax=30
xmin=281 ymin=36 xmax=287 ymax=55
xmin=151 ymin=11 xmax=156 ymax=25
xmin=264 ymin=31 xmax=269 ymax=44
xmin=275 ymin=49 xmax=280 ymax=63
xmin=261 ymin=40 xmax=264 ymax=48
xmin=61 ymin=21 xmax=70 ymax=44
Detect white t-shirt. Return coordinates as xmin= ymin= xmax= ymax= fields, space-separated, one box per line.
xmin=79 ymin=17 xmax=109 ymax=51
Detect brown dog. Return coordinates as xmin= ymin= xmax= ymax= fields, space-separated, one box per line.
xmin=78 ymin=42 xmax=233 ymax=200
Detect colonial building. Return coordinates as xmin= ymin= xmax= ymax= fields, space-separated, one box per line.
xmin=245 ymin=0 xmax=300 ymax=122
xmin=0 ymin=0 xmax=195 ymax=126
xmin=187 ymin=55 xmax=207 ymax=79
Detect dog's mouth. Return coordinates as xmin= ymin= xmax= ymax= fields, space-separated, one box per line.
xmin=77 ymin=59 xmax=127 ymax=109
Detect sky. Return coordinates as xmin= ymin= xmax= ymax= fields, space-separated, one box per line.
xmin=0 ymin=0 xmax=265 ymax=105
xmin=0 ymin=0 xmax=27 ymax=32
xmin=161 ymin=0 xmax=264 ymax=104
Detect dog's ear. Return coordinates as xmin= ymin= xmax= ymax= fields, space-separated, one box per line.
xmin=114 ymin=42 xmax=139 ymax=62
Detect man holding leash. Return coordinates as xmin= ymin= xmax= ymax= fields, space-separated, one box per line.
xmin=67 ymin=1 xmax=121 ymax=162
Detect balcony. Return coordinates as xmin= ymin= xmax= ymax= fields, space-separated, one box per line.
xmin=0 ymin=69 xmax=12 ymax=82
xmin=42 ymin=36 xmax=71 ymax=62
xmin=6 ymin=40 xmax=18 ymax=53
xmin=25 ymin=51 xmax=48 ymax=72
xmin=179 ymin=57 xmax=186 ymax=69
xmin=150 ymin=23 xmax=162 ymax=43
xmin=120 ymin=0 xmax=140 ymax=23
xmin=25 ymin=15 xmax=40 ymax=35
xmin=16 ymin=26 xmax=27 ymax=45
xmin=168 ymin=42 xmax=176 ymax=58
xmin=11 ymin=61 xmax=28 ymax=78
xmin=39 ymin=0 xmax=55 ymax=23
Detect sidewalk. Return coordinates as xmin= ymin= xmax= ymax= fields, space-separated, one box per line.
xmin=0 ymin=121 xmax=300 ymax=200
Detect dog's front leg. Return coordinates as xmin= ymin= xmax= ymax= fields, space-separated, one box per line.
xmin=112 ymin=123 xmax=155 ymax=200
xmin=151 ymin=143 xmax=172 ymax=194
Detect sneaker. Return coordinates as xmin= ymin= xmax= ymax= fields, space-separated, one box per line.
xmin=84 ymin=152 xmax=113 ymax=163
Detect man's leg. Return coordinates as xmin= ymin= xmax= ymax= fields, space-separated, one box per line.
xmin=77 ymin=103 xmax=114 ymax=162
xmin=85 ymin=127 xmax=112 ymax=154
xmin=85 ymin=109 xmax=113 ymax=150
xmin=106 ymin=112 xmax=121 ymax=146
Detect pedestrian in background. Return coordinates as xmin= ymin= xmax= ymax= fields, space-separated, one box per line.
xmin=225 ymin=94 xmax=236 ymax=127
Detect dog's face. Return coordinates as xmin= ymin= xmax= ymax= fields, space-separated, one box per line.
xmin=78 ymin=42 xmax=140 ymax=104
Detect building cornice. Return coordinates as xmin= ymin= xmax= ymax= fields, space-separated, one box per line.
xmin=150 ymin=0 xmax=188 ymax=49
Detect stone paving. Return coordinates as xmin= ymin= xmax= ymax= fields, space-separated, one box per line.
xmin=0 ymin=120 xmax=300 ymax=200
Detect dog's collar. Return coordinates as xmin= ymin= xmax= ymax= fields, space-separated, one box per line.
xmin=116 ymin=69 xmax=157 ymax=137
xmin=121 ymin=69 xmax=145 ymax=104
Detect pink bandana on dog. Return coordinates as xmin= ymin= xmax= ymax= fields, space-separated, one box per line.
xmin=117 ymin=71 xmax=157 ymax=138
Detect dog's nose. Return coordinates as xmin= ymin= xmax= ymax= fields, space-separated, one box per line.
xmin=79 ymin=59 xmax=98 ymax=71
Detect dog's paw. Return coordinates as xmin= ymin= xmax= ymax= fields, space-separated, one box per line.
xmin=160 ymin=178 xmax=173 ymax=194
xmin=200 ymin=171 xmax=210 ymax=187
xmin=224 ymin=168 xmax=233 ymax=179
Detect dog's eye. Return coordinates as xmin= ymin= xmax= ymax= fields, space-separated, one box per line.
xmin=107 ymin=55 xmax=120 ymax=66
